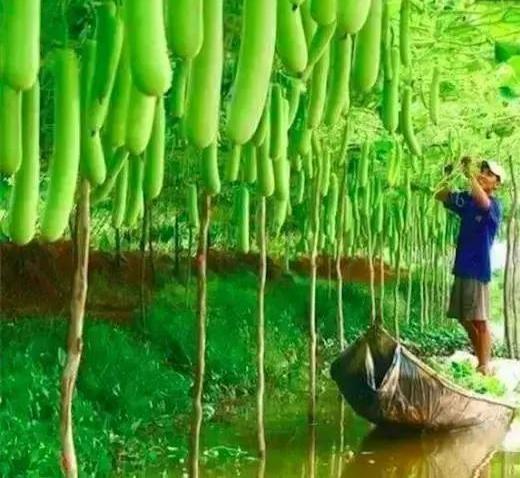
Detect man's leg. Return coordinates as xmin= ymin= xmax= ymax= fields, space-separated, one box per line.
xmin=473 ymin=280 xmax=492 ymax=374
xmin=460 ymin=320 xmax=491 ymax=374
xmin=458 ymin=280 xmax=492 ymax=374
xmin=461 ymin=320 xmax=479 ymax=358
xmin=473 ymin=320 xmax=491 ymax=374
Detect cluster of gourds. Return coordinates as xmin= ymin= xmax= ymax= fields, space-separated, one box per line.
xmin=0 ymin=0 xmax=444 ymax=276
xmin=217 ymin=0 xmax=442 ymax=263
xmin=1 ymin=0 xmax=171 ymax=244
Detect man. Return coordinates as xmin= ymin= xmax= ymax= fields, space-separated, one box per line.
xmin=435 ymin=157 xmax=505 ymax=375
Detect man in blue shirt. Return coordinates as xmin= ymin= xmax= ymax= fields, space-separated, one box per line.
xmin=435 ymin=157 xmax=505 ymax=375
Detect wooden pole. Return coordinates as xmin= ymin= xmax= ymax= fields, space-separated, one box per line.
xmin=393 ymin=238 xmax=402 ymax=338
xmin=188 ymin=193 xmax=211 ymax=478
xmin=504 ymin=156 xmax=517 ymax=358
xmin=185 ymin=225 xmax=194 ymax=307
xmin=114 ymin=227 xmax=122 ymax=268
xmin=60 ymin=179 xmax=90 ymax=477
xmin=256 ymin=197 xmax=267 ymax=458
xmin=512 ymin=218 xmax=519 ymax=357
xmin=367 ymin=213 xmax=377 ymax=324
xmin=336 ymin=173 xmax=347 ymax=350
xmin=405 ymin=229 xmax=414 ymax=325
xmin=379 ymin=235 xmax=385 ymax=323
xmin=174 ymin=213 xmax=180 ymax=277
xmin=508 ymin=157 xmax=519 ymax=357
xmin=147 ymin=203 xmax=156 ymax=285
xmin=335 ymin=120 xmax=349 ymax=349
xmin=139 ymin=202 xmax=149 ymax=326
xmin=309 ymin=137 xmax=322 ymax=425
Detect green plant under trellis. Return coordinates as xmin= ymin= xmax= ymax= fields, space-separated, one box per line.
xmin=426 ymin=358 xmax=507 ymax=398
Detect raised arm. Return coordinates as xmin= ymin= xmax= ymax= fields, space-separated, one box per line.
xmin=462 ymin=157 xmax=491 ymax=210
xmin=469 ymin=175 xmax=491 ymax=210
xmin=434 ymin=163 xmax=453 ymax=203
xmin=435 ymin=186 xmax=451 ymax=203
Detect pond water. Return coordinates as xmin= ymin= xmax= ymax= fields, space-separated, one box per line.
xmin=159 ymin=390 xmax=520 ymax=478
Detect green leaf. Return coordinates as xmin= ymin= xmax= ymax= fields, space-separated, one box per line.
xmin=494 ymin=41 xmax=520 ymax=64
xmin=507 ymin=55 xmax=520 ymax=80
xmin=499 ymin=86 xmax=520 ymax=101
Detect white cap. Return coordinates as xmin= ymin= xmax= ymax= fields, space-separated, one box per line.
xmin=482 ymin=160 xmax=506 ymax=184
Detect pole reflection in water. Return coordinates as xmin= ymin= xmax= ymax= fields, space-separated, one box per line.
xmin=342 ymin=420 xmax=510 ymax=478
xmin=257 ymin=455 xmax=266 ymax=478
xmin=305 ymin=422 xmax=317 ymax=478
xmin=335 ymin=400 xmax=345 ymax=478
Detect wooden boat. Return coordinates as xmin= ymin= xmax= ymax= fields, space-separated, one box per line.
xmin=330 ymin=325 xmax=516 ymax=430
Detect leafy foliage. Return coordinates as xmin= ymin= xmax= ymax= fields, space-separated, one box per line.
xmin=427 ymin=358 xmax=507 ymax=397
xmin=0 ymin=271 xmax=474 ymax=475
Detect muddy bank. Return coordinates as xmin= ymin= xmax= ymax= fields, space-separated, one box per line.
xmin=0 ymin=242 xmax=397 ymax=321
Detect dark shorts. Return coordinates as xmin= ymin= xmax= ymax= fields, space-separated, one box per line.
xmin=447 ymin=277 xmax=489 ymax=322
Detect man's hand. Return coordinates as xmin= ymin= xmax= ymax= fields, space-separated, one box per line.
xmin=436 ymin=161 xmax=455 ymax=203
xmin=460 ymin=156 xmax=492 ymax=210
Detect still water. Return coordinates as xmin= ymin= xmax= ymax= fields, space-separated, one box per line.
xmin=161 ymin=390 xmax=520 ymax=477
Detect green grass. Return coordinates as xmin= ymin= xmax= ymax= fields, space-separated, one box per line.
xmin=0 ymin=272 xmax=473 ymax=476
xmin=426 ymin=358 xmax=507 ymax=397
xmin=0 ymin=319 xmax=191 ymax=476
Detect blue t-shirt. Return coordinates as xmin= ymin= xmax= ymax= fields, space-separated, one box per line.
xmin=444 ymin=191 xmax=501 ymax=283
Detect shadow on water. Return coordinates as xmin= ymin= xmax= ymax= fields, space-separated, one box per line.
xmin=167 ymin=391 xmax=520 ymax=477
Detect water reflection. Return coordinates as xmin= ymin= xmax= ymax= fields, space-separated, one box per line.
xmin=342 ymin=421 xmax=510 ymax=478
xmin=256 ymin=456 xmax=266 ymax=478
xmin=169 ymin=392 xmax=518 ymax=477
xmin=306 ymin=424 xmax=316 ymax=478
xmin=335 ymin=401 xmax=345 ymax=478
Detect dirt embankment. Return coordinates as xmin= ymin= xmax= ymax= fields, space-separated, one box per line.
xmin=0 ymin=242 xmax=395 ymax=322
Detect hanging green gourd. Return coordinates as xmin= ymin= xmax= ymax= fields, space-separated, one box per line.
xmin=352 ymin=0 xmax=383 ymax=93
xmin=400 ymin=85 xmax=422 ymax=157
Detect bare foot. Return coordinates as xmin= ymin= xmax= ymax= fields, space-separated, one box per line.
xmin=476 ymin=364 xmax=494 ymax=376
